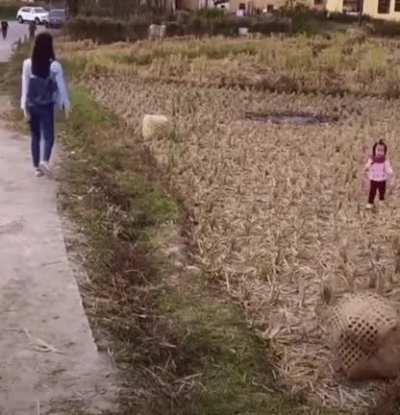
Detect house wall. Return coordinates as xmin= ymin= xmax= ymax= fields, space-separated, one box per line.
xmin=180 ymin=0 xmax=400 ymax=17
xmin=229 ymin=0 xmax=285 ymax=13
xmin=326 ymin=0 xmax=400 ymax=20
xmin=229 ymin=0 xmax=313 ymax=13
xmin=326 ymin=0 xmax=343 ymax=12
xmin=178 ymin=0 xmax=315 ymax=12
xmin=363 ymin=0 xmax=400 ymax=20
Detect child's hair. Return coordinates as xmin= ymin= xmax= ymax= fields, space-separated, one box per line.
xmin=372 ymin=139 xmax=387 ymax=158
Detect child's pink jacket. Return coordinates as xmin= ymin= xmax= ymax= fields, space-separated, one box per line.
xmin=365 ymin=158 xmax=394 ymax=182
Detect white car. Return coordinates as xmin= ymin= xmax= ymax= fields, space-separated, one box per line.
xmin=17 ymin=7 xmax=49 ymax=25
xmin=213 ymin=0 xmax=230 ymax=9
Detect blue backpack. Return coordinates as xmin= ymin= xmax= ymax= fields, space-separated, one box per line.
xmin=27 ymin=72 xmax=57 ymax=108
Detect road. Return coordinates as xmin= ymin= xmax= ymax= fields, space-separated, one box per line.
xmin=0 ymin=21 xmax=48 ymax=63
xmin=0 ymin=22 xmax=117 ymax=415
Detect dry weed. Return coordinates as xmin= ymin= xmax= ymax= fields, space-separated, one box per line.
xmin=60 ymin=35 xmax=400 ymax=97
xmin=61 ymin=36 xmax=400 ymax=413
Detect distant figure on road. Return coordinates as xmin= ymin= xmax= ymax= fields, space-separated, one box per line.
xmin=236 ymin=4 xmax=246 ymax=16
xmin=29 ymin=21 xmax=36 ymax=40
xmin=1 ymin=20 xmax=8 ymax=40
xmin=21 ymin=32 xmax=71 ymax=177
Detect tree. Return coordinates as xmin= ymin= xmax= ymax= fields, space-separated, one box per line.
xmin=65 ymin=0 xmax=174 ymax=18
xmin=66 ymin=0 xmax=80 ymax=17
xmin=358 ymin=0 xmax=363 ymax=25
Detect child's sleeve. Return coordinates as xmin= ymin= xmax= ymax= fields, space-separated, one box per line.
xmin=385 ymin=160 xmax=394 ymax=178
xmin=364 ymin=158 xmax=372 ymax=172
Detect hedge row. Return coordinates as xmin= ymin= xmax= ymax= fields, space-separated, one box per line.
xmin=370 ymin=19 xmax=400 ymax=36
xmin=66 ymin=14 xmax=293 ymax=43
xmin=66 ymin=7 xmax=400 ymax=43
xmin=66 ymin=16 xmax=150 ymax=42
xmin=0 ymin=2 xmax=19 ymax=20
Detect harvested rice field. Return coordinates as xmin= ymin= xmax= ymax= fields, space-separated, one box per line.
xmin=60 ymin=35 xmax=400 ymax=412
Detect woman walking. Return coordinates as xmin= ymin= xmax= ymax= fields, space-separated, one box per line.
xmin=21 ymin=32 xmax=70 ymax=177
xmin=1 ymin=20 xmax=9 ymax=40
xmin=28 ymin=20 xmax=37 ymax=40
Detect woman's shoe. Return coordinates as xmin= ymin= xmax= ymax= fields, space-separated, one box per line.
xmin=35 ymin=168 xmax=44 ymax=177
xmin=39 ymin=161 xmax=51 ymax=176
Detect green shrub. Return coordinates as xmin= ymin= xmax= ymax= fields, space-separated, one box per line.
xmin=166 ymin=21 xmax=184 ymax=36
xmin=67 ymin=16 xmax=151 ymax=43
xmin=68 ymin=13 xmax=294 ymax=43
xmin=128 ymin=15 xmax=151 ymax=39
xmin=370 ymin=19 xmax=400 ymax=37
xmin=327 ymin=11 xmax=363 ymax=23
xmin=185 ymin=15 xmax=206 ymax=35
xmin=276 ymin=5 xmax=326 ymax=35
xmin=209 ymin=16 xmax=240 ymax=36
xmin=196 ymin=8 xmax=226 ymax=20
xmin=279 ymin=4 xmax=324 ymax=19
xmin=77 ymin=0 xmax=174 ymax=20
xmin=183 ymin=14 xmax=292 ymax=37
xmin=0 ymin=1 xmax=19 ymax=20
xmin=67 ymin=17 xmax=127 ymax=43
xmin=250 ymin=17 xmax=293 ymax=34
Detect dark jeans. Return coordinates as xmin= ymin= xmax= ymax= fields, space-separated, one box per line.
xmin=368 ymin=180 xmax=386 ymax=204
xmin=28 ymin=104 xmax=54 ymax=168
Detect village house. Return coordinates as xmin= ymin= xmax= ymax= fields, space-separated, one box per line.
xmin=177 ymin=0 xmax=400 ymax=21
xmin=177 ymin=0 xmax=319 ymax=13
xmin=228 ymin=0 xmax=317 ymax=14
xmin=326 ymin=0 xmax=400 ymax=20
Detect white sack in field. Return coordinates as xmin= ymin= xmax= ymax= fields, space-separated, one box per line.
xmin=142 ymin=114 xmax=171 ymax=140
xmin=238 ymin=27 xmax=249 ymax=36
xmin=148 ymin=24 xmax=167 ymax=40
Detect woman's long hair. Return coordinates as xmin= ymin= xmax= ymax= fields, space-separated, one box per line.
xmin=31 ymin=32 xmax=55 ymax=78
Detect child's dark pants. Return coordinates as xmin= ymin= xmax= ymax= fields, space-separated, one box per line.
xmin=368 ymin=180 xmax=386 ymax=204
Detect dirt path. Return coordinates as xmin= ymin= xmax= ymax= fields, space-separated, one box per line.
xmin=0 ymin=26 xmax=117 ymax=415
xmin=0 ymin=21 xmax=44 ymax=63
xmin=0 ymin=123 xmax=117 ymax=414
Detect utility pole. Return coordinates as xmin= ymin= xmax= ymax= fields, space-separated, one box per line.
xmin=358 ymin=0 xmax=363 ymax=25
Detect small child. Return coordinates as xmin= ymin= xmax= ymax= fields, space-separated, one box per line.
xmin=364 ymin=139 xmax=394 ymax=209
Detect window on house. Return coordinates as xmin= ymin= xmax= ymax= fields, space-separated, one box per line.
xmin=378 ymin=0 xmax=390 ymax=13
xmin=267 ymin=4 xmax=274 ymax=11
xmin=395 ymin=0 xmax=400 ymax=11
xmin=314 ymin=0 xmax=323 ymax=5
xmin=343 ymin=0 xmax=359 ymax=12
